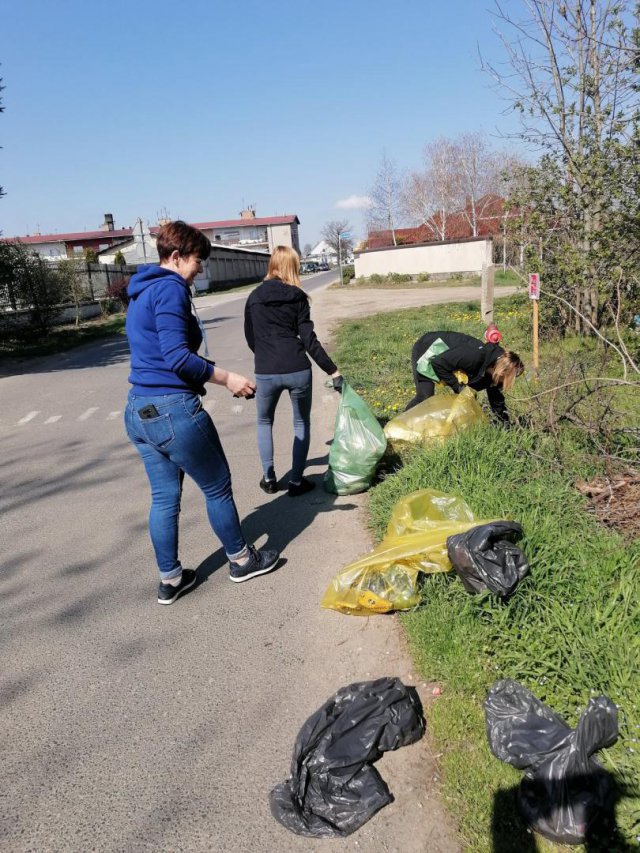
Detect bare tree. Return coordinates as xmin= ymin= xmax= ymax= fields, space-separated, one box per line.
xmin=402 ymin=135 xmax=502 ymax=240
xmin=368 ymin=153 xmax=403 ymax=245
xmin=321 ymin=220 xmax=353 ymax=261
xmin=302 ymin=243 xmax=312 ymax=258
xmin=451 ymin=132 xmax=502 ymax=236
xmin=401 ymin=138 xmax=461 ymax=241
xmin=482 ymin=0 xmax=639 ymax=331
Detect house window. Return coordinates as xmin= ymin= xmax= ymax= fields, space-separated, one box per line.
xmin=73 ymin=246 xmax=83 ymax=256
xmin=99 ymin=244 xmax=108 ymax=251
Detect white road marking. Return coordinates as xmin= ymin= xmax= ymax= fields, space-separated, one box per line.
xmin=18 ymin=411 xmax=40 ymax=425
xmin=44 ymin=415 xmax=62 ymax=424
xmin=107 ymin=411 xmax=121 ymax=419
xmin=78 ymin=407 xmax=99 ymax=421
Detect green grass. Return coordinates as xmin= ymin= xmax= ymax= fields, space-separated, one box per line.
xmin=0 ymin=313 xmax=126 ymax=360
xmin=331 ymin=295 xmax=640 ymax=851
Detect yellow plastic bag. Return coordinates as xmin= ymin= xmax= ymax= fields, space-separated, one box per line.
xmin=321 ymin=489 xmax=495 ymax=616
xmin=384 ymin=386 xmax=486 ymax=447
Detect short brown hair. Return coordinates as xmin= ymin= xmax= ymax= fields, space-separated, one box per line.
xmin=490 ymin=351 xmax=525 ymax=391
xmin=156 ymin=220 xmax=211 ymax=262
xmin=265 ymin=245 xmax=301 ymax=287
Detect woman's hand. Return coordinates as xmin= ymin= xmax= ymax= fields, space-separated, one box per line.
xmin=210 ymin=367 xmax=256 ymax=398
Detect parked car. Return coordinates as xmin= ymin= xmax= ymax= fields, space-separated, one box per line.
xmin=317 ymin=261 xmax=330 ymax=271
xmin=300 ymin=261 xmax=319 ymax=274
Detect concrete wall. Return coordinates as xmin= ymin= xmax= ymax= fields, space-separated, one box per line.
xmin=267 ymin=223 xmax=299 ymax=254
xmin=354 ymin=237 xmax=493 ymax=278
xmin=195 ymin=245 xmax=269 ymax=293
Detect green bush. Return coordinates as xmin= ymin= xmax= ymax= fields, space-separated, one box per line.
xmin=369 ymin=273 xmax=385 ymax=284
xmin=341 ymin=264 xmax=355 ymax=285
xmin=494 ymin=268 xmax=520 ymax=286
xmin=417 ymin=271 xmax=431 ymax=282
xmin=387 ymin=272 xmax=412 ymax=283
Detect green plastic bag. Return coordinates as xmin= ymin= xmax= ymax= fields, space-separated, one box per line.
xmin=324 ymin=382 xmax=387 ymax=495
xmin=416 ymin=337 xmax=449 ymax=381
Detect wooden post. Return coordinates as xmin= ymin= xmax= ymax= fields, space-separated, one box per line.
xmin=481 ymin=263 xmax=495 ymax=325
xmin=533 ymin=298 xmax=539 ymax=382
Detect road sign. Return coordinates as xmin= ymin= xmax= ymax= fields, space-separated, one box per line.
xmin=339 ymin=231 xmax=351 ymax=239
xmin=528 ymin=273 xmax=540 ymax=300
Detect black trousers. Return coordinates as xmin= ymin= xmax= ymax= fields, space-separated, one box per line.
xmin=405 ymin=335 xmax=440 ymax=411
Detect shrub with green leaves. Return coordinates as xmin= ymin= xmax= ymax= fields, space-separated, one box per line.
xmin=417 ymin=271 xmax=431 ymax=282
xmin=341 ymin=264 xmax=355 ymax=285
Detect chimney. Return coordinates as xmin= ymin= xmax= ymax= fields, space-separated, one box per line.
xmin=101 ymin=213 xmax=115 ymax=231
xmin=239 ymin=205 xmax=256 ymax=220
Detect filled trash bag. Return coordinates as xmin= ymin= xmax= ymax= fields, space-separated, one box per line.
xmin=270 ymin=677 xmax=425 ymax=837
xmin=322 ymin=489 xmax=495 ymax=615
xmin=485 ymin=679 xmax=619 ymax=845
xmin=446 ymin=521 xmax=530 ymax=597
xmin=324 ymin=382 xmax=387 ymax=495
xmin=384 ymin=387 xmax=486 ymax=447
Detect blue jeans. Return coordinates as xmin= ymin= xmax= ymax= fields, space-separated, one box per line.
xmin=255 ymin=370 xmax=312 ymax=483
xmin=125 ymin=391 xmax=246 ymax=581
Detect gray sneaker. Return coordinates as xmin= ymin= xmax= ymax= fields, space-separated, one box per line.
xmin=229 ymin=546 xmax=279 ymax=583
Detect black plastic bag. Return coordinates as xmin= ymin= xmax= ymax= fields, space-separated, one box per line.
xmin=446 ymin=521 xmax=529 ymax=596
xmin=485 ymin=679 xmax=619 ymax=845
xmin=270 ymin=677 xmax=425 ymax=837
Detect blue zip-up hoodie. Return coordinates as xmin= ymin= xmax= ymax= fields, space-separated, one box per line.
xmin=126 ymin=265 xmax=214 ymax=396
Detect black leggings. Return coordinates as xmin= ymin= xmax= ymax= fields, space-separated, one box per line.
xmin=405 ymin=337 xmax=438 ymax=411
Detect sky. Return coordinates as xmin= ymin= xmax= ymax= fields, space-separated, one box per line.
xmin=1 ymin=0 xmax=527 ymax=246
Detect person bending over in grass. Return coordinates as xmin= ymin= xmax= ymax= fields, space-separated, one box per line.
xmin=406 ymin=330 xmax=524 ymax=424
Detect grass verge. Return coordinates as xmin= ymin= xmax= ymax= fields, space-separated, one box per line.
xmin=333 ymin=269 xmax=521 ymax=290
xmin=0 ymin=313 xmax=126 ymax=360
xmin=331 ymin=296 xmax=640 ymax=851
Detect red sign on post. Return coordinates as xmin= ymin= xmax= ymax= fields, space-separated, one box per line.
xmin=528 ymin=273 xmax=541 ymax=300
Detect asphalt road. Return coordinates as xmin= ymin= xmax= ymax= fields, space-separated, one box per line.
xmin=0 ymin=271 xmax=462 ymax=853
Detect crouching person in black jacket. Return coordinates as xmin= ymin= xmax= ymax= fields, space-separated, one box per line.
xmin=406 ymin=331 xmax=524 ymax=424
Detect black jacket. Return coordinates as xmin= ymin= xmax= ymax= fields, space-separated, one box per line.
xmin=244 ymin=279 xmax=337 ymax=375
xmin=413 ymin=331 xmax=509 ymax=423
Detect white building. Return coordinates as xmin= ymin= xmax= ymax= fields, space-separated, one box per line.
xmin=307 ymin=239 xmax=338 ymax=265
xmin=193 ymin=208 xmax=300 ymax=254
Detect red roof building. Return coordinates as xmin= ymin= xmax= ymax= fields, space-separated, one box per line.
xmin=368 ymin=195 xmax=509 ymax=249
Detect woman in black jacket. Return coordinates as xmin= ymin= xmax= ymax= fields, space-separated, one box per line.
xmin=406 ymin=330 xmax=524 ymax=423
xmin=244 ymin=246 xmax=342 ymax=497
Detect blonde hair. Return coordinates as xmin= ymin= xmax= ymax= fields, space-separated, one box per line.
xmin=489 ymin=351 xmax=524 ymax=391
xmin=265 ymin=245 xmax=302 ymax=288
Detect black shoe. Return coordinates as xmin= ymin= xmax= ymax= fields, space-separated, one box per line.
xmin=157 ymin=569 xmax=197 ymax=605
xmin=287 ymin=478 xmax=315 ymax=497
xmin=259 ymin=476 xmax=278 ymax=494
xmin=229 ymin=546 xmax=279 ymax=583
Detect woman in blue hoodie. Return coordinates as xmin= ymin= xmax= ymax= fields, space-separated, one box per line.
xmin=244 ymin=246 xmax=342 ymax=497
xmin=125 ymin=220 xmax=279 ymax=604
